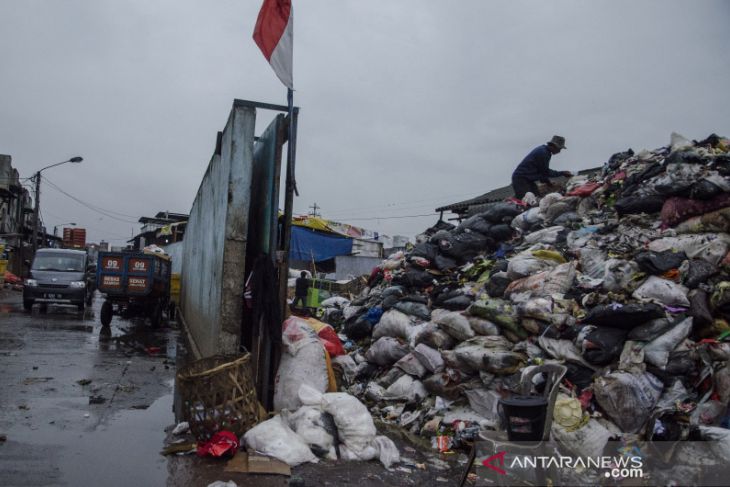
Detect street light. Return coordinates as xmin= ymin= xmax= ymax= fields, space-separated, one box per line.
xmin=32 ymin=156 xmax=83 ymax=255
xmin=54 ymin=222 xmax=76 ymax=237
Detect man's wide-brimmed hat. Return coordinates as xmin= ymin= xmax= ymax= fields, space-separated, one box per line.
xmin=547 ymin=135 xmax=567 ymax=150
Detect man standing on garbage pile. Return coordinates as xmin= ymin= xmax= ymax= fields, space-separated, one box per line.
xmin=511 ymin=135 xmax=573 ymax=199
xmin=292 ymin=271 xmax=309 ymax=308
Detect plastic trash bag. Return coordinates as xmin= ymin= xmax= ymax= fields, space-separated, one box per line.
xmin=383 ymin=374 xmax=428 ymax=402
xmin=635 ymin=250 xmax=688 ymax=275
xmin=602 ymin=259 xmax=641 ymax=293
xmin=466 ymin=316 xmax=500 ymax=336
xmin=648 ymin=233 xmax=730 ymax=266
xmin=538 ymin=336 xmax=597 ymax=370
xmin=544 ymin=196 xmax=579 ymax=223
xmin=414 ymin=322 xmax=456 ymax=350
xmin=480 ymin=202 xmax=524 ymax=223
xmin=643 ymin=317 xmax=692 ymax=369
xmin=633 ymin=276 xmax=690 ymax=307
xmin=288 ymin=406 xmax=337 ymax=459
xmin=507 ymin=252 xmax=558 ymax=280
xmin=441 ymin=294 xmax=473 ymax=310
xmin=453 ymin=335 xmax=511 ymax=372
xmin=579 ymin=248 xmax=607 ymax=280
xmin=552 ymin=418 xmax=613 ymax=459
xmin=485 ymin=272 xmax=511 ymax=298
xmin=581 ymin=326 xmax=628 ymax=366
xmin=365 ymin=337 xmax=409 ymax=366
xmin=482 ymin=350 xmax=526 ymax=375
xmin=467 ymin=299 xmax=526 ymax=339
xmin=523 ymin=226 xmax=566 ymax=245
xmin=321 ymin=392 xmax=378 ymax=459
xmin=243 ymin=415 xmax=318 ymax=466
xmin=274 ymin=318 xmax=329 ymax=411
xmin=412 ymin=343 xmax=445 ymax=373
xmin=372 ymin=309 xmax=414 ymax=341
xmin=593 ymin=371 xmax=663 ymax=433
xmin=455 ymin=214 xmax=492 ymax=235
xmin=372 ymin=436 xmax=400 ymax=469
xmin=682 ymin=259 xmax=718 ymax=289
xmin=539 ymin=192 xmax=563 ymax=213
xmin=464 ymin=389 xmax=501 ymax=422
xmin=583 ymin=303 xmax=665 ymax=330
xmin=627 ymin=318 xmax=674 ymax=342
xmin=320 ymin=296 xmax=351 ymax=308
xmin=431 ymin=309 xmax=475 ymax=341
xmin=505 ymin=262 xmax=576 ymax=298
xmin=422 ymin=369 xmax=463 ymax=399
xmin=511 ymin=207 xmax=544 ymax=231
xmin=614 ymin=194 xmax=666 ymax=216
xmin=393 ymin=353 xmax=428 ymax=378
xmin=393 ymin=300 xmax=431 ymax=320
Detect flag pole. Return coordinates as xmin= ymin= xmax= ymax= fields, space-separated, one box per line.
xmin=279 ymin=87 xmax=297 ymax=323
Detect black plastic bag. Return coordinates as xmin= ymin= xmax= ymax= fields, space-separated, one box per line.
xmin=628 ymin=318 xmax=674 ymax=342
xmin=480 ymin=202 xmax=523 ymax=224
xmin=665 ymin=150 xmax=706 ymax=166
xmin=411 ymin=242 xmax=439 ymax=262
xmin=553 ymin=211 xmax=581 ymax=226
xmin=564 ymin=363 xmax=596 ymax=392
xmin=608 ymin=149 xmax=634 ymax=170
xmin=393 ymin=268 xmax=435 ymax=289
xmin=485 ymin=273 xmax=511 ymax=298
xmin=583 ymin=303 xmax=665 ymax=330
xmin=344 ymin=316 xmax=372 ymax=340
xmin=582 ymin=327 xmax=628 ymax=365
xmin=487 ymin=224 xmax=513 ymax=242
xmin=394 ymin=301 xmax=431 ymax=321
xmin=614 ymin=194 xmax=666 ymax=216
xmin=434 ymin=254 xmax=458 ymax=271
xmin=442 ymin=232 xmax=491 ymax=262
xmin=635 ymin=250 xmax=687 ymax=274
xmin=688 ymin=290 xmax=713 ymax=329
xmin=690 ymin=179 xmax=723 ymax=201
xmin=683 ymin=259 xmax=718 ymax=289
xmin=456 ymin=215 xmax=492 ymax=236
xmin=442 ymin=295 xmax=474 ymax=310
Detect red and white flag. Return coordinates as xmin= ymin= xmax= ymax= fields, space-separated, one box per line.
xmin=253 ymin=0 xmax=293 ymax=90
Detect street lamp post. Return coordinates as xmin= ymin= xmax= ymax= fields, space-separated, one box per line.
xmin=31 ymin=156 xmax=83 ymax=255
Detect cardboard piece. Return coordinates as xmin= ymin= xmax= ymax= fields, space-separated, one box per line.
xmin=225 ymin=453 xmax=291 ymax=476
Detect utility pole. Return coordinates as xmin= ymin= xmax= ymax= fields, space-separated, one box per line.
xmin=308 ymin=202 xmax=320 ymax=217
xmin=32 ymin=172 xmax=41 ymax=255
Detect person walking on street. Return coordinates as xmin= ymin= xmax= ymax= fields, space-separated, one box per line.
xmin=292 ymin=271 xmax=308 ymax=308
xmin=512 ymin=135 xmax=573 ymax=199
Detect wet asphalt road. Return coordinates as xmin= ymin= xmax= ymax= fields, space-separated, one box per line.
xmin=0 ymin=289 xmax=466 ymax=487
xmin=0 ymin=289 xmax=178 ymax=487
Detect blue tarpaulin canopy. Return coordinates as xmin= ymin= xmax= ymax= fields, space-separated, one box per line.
xmin=289 ymin=225 xmax=353 ymax=262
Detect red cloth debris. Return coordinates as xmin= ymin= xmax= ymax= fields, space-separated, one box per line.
xmin=566 ymin=182 xmax=602 ymax=197
xmin=660 ymin=193 xmax=730 ymax=228
xmin=196 ymin=430 xmax=239 ymax=458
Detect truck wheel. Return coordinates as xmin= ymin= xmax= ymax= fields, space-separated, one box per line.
xmin=23 ymin=300 xmax=33 ymax=311
xmin=100 ymin=301 xmax=113 ymax=326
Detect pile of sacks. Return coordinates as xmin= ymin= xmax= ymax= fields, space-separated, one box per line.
xmin=258 ymin=315 xmax=399 ymax=468
xmin=314 ymin=132 xmax=730 ymax=455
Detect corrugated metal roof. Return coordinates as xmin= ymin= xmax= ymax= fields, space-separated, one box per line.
xmin=435 ymin=167 xmax=602 ymax=215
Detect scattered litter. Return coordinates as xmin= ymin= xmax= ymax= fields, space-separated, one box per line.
xmin=172 ymin=421 xmax=190 ymax=435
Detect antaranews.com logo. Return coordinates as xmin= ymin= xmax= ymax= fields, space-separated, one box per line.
xmin=481 ymin=451 xmax=643 ymax=479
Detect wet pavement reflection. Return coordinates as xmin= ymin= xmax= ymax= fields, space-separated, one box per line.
xmin=0 ymin=290 xmax=181 ymax=487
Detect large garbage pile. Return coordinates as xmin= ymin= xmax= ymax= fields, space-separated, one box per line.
xmin=311 ymin=132 xmax=730 ymax=458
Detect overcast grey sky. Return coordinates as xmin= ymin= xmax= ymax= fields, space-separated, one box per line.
xmin=1 ymin=0 xmax=729 ymax=244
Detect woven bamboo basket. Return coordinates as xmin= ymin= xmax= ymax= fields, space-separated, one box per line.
xmin=177 ymin=353 xmax=260 ymax=442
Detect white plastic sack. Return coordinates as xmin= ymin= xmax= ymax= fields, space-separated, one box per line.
xmin=372 ymin=309 xmax=413 ymax=340
xmin=507 ymin=253 xmax=557 ymax=280
xmin=372 ymin=435 xmax=400 ymax=469
xmin=643 ymin=317 xmax=693 ymax=368
xmin=505 ymin=262 xmax=576 ymax=298
xmin=383 ymin=374 xmax=428 ymax=402
xmin=464 ymin=389 xmax=500 ymax=421
xmin=243 ymin=415 xmax=318 ymax=466
xmin=633 ymin=276 xmax=690 ymax=307
xmin=580 ymin=248 xmax=607 ymax=280
xmin=342 ymin=305 xmax=364 ymax=321
xmin=539 ymin=193 xmax=563 ymax=213
xmin=287 ymin=406 xmax=337 ymax=459
xmin=322 ymin=392 xmax=377 ymax=456
xmin=538 ymin=336 xmax=597 ymax=370
xmin=413 ymin=343 xmax=445 ymax=373
xmin=274 ymin=318 xmax=328 ymax=411
xmin=394 ymin=353 xmax=428 ymax=378
xmin=332 ymin=354 xmax=358 ymax=385
xmin=431 ymin=309 xmax=475 ymax=341
xmin=552 ymin=419 xmax=612 ymax=459
xmin=523 ymin=226 xmax=565 ymax=245
xmin=365 ymin=337 xmax=409 ymax=366
xmin=511 ymin=207 xmax=544 ymax=231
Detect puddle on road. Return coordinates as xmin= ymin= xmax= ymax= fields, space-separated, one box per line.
xmin=8 ymin=392 xmax=175 ymax=487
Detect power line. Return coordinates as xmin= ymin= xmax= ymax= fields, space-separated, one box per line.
xmin=343 ymin=213 xmax=439 ymax=221
xmin=41 ymin=177 xmax=139 ymax=224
